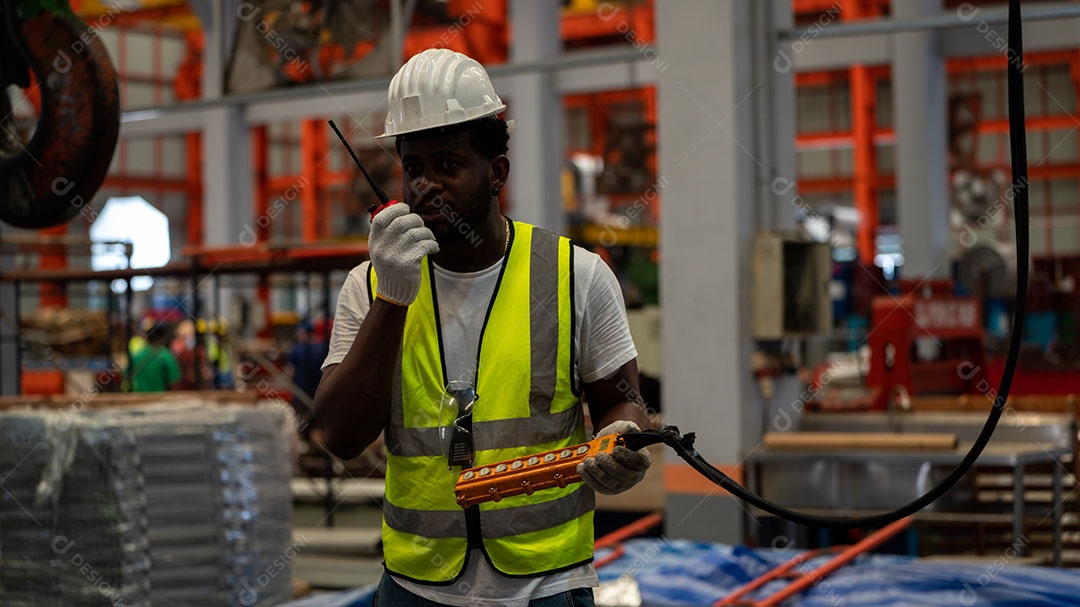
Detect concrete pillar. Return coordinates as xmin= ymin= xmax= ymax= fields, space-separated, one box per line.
xmin=759 ymin=0 xmax=799 ymax=233
xmin=505 ymin=0 xmax=564 ymax=233
xmin=203 ymin=108 xmax=253 ymax=248
xmin=893 ymin=0 xmax=949 ymax=278
xmin=199 ymin=0 xmax=251 ymax=251
xmin=202 ymin=1 xmax=252 ymax=326
xmin=657 ymin=0 xmax=775 ymax=544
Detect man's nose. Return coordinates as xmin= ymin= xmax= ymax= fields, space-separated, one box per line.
xmin=408 ymin=174 xmax=440 ymax=198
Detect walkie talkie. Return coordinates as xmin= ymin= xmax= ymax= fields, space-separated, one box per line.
xmin=328 ymin=120 xmax=397 ymax=220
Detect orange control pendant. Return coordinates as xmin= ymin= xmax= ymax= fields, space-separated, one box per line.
xmin=454 ymin=433 xmax=621 ymax=508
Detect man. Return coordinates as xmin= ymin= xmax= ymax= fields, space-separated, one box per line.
xmin=314 ymin=48 xmax=651 ymax=607
xmin=128 ymin=316 xmax=156 ymax=356
xmin=286 ymin=320 xmax=329 ymax=403
xmin=285 ymin=320 xmax=330 ymax=448
xmin=129 ymin=323 xmax=180 ymax=392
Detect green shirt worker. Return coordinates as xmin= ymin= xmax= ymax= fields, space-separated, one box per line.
xmin=129 ymin=325 xmax=181 ymax=392
xmin=314 ymin=49 xmax=652 ymax=607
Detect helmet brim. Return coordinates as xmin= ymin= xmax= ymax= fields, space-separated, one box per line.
xmin=376 ymin=106 xmax=507 ymax=139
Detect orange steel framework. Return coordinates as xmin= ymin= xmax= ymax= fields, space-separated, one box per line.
xmin=795 ymin=48 xmax=1080 ymax=260
xmin=563 ymin=86 xmax=659 ymax=221
xmin=34 ymin=1 xmax=1080 ymax=303
xmin=589 ymin=511 xmax=914 ymax=606
xmin=715 ymin=517 xmax=914 ymax=607
xmin=592 ymin=510 xmax=663 ymax=569
xmin=846 ymin=0 xmax=880 ymax=265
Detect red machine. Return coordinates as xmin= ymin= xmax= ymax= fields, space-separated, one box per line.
xmin=808 ymin=281 xmax=992 ymax=412
xmin=865 ymin=283 xmax=989 ymax=411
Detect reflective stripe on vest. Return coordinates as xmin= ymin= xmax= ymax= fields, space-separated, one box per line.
xmin=372 ymin=221 xmax=591 ymax=583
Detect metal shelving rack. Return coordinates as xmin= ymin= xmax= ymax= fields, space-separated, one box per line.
xmin=0 ymin=242 xmax=367 ymax=395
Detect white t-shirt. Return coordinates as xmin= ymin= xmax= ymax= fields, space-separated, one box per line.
xmin=322 ymin=246 xmax=637 ymax=607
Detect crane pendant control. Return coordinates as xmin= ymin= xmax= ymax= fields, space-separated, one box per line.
xmin=454 ymin=433 xmax=621 ymax=508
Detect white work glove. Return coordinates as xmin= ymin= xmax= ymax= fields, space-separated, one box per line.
xmin=368 ymin=202 xmax=439 ymax=306
xmin=577 ymin=420 xmax=651 ymax=495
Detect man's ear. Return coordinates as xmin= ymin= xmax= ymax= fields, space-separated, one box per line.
xmin=490 ymin=155 xmax=510 ymax=193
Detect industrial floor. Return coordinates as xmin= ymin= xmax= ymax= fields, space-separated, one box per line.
xmin=289 ymin=476 xmax=668 ymax=595
xmin=293 ymin=499 xmax=386 ymax=591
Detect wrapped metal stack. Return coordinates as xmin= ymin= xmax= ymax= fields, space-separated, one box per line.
xmin=0 ymin=411 xmax=152 ymax=607
xmin=221 ymin=407 xmax=296 ymax=607
xmin=0 ymin=402 xmax=294 ymax=607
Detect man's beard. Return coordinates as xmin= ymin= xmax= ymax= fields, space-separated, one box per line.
xmin=431 ymin=183 xmax=493 ymax=246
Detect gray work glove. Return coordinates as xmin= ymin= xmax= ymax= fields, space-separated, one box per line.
xmin=368 ymin=203 xmax=439 ymax=305
xmin=577 ymin=420 xmax=651 ymax=495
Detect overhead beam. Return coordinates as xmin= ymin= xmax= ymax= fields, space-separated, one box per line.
xmin=781 ymin=2 xmax=1080 ymax=40
xmin=117 ymin=47 xmax=651 ymax=135
xmin=789 ymin=14 xmax=1080 ymax=71
xmin=121 ymin=107 xmax=208 ymax=137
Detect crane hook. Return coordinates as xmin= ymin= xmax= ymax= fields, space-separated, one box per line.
xmin=0 ymin=0 xmax=120 ymax=230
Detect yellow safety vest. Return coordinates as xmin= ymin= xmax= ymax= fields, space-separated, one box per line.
xmin=369 ymin=221 xmax=593 ymax=584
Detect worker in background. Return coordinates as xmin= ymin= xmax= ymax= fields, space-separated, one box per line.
xmin=314 ymin=48 xmax=651 ymax=607
xmin=127 ymin=316 xmax=156 ymax=356
xmin=129 ymin=323 xmax=180 ymax=392
xmin=284 ymin=320 xmax=328 ymax=444
xmin=172 ymin=319 xmax=214 ymax=390
xmin=206 ymin=318 xmax=235 ymax=389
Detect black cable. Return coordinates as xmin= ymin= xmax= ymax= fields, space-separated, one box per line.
xmin=623 ymin=0 xmax=1030 ymax=528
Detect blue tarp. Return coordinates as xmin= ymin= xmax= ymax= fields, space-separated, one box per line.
xmin=596 ymin=539 xmax=1080 ymax=606
xmin=278 ymin=539 xmax=1080 ymax=606
xmin=277 ymin=587 xmax=374 ymax=607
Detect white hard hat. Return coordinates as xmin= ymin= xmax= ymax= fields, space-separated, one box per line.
xmin=376 ymin=48 xmax=506 ymax=139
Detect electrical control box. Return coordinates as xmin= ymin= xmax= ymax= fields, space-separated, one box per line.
xmin=751 ymin=232 xmax=832 ymax=339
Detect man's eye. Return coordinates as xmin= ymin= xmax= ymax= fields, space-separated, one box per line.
xmin=439 ymin=159 xmax=460 ymax=171
xmin=404 ymin=163 xmax=422 ymax=175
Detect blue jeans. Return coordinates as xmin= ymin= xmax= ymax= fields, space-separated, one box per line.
xmin=373 ymin=573 xmax=595 ymax=607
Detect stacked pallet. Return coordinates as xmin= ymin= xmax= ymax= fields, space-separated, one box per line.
xmin=0 ymin=402 xmax=294 ymax=606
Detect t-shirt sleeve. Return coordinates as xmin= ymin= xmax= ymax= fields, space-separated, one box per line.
xmin=322 ymin=263 xmax=372 ymax=370
xmin=164 ymin=351 xmax=182 ymax=387
xmin=577 ymin=251 xmax=638 ymax=384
